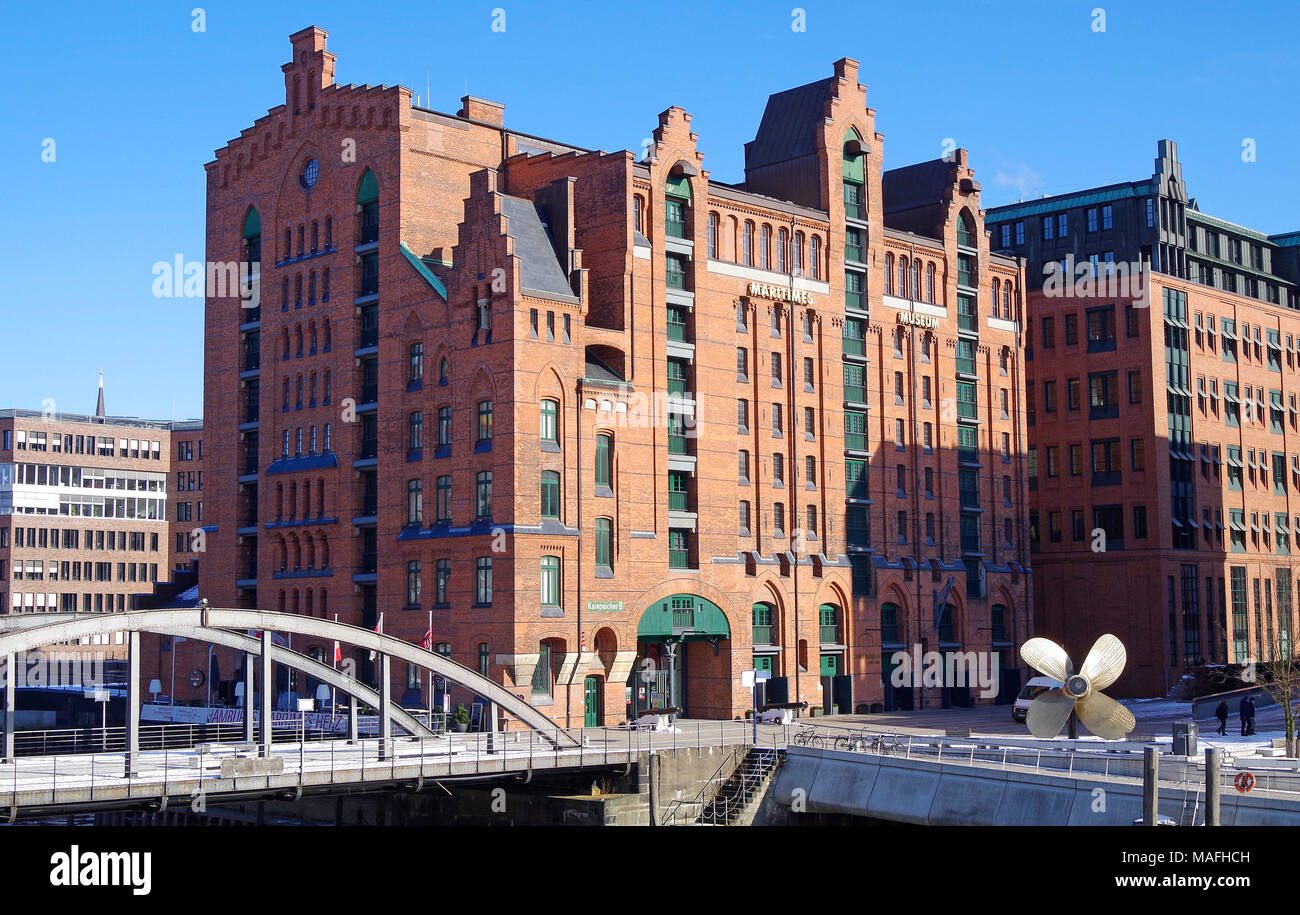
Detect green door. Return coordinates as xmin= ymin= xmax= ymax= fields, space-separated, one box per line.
xmin=584 ymin=676 xmax=601 ymax=728
xmin=819 ymin=653 xmax=840 ymax=677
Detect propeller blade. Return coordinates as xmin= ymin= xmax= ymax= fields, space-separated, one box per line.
xmin=1020 ymin=638 xmax=1071 ymax=682
xmin=1075 ymin=690 xmax=1136 ymax=740
xmin=1080 ymin=634 xmax=1127 ymax=692
xmin=1026 ymin=688 xmax=1075 ymax=738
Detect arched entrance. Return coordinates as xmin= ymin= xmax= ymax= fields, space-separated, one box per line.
xmin=632 ymin=594 xmax=731 ymax=719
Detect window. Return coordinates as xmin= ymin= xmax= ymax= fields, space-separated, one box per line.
xmin=541 ymin=471 xmax=561 ymax=519
xmin=771 ymin=351 xmax=783 ymax=387
xmin=739 ymin=450 xmax=751 ymax=483
xmin=406 ymin=561 xmax=422 ymax=607
xmin=595 ymin=434 xmax=612 ymax=489
xmin=595 ymin=518 xmax=613 ymax=568
xmin=737 ymin=347 xmax=748 ymax=381
xmin=1086 ymin=306 xmax=1116 ymax=351
xmin=435 ymin=559 xmax=450 ymax=606
xmin=437 ymin=406 xmax=452 ymax=447
xmin=540 ymin=556 xmax=561 ymax=608
xmin=406 ymin=479 xmax=423 ymax=525
xmin=475 ymin=557 xmax=493 ymax=605
xmin=772 ymin=403 xmax=783 ymax=437
xmin=436 ymin=476 xmax=452 ymax=522
xmin=1128 ymin=371 xmax=1142 ymax=404
xmin=475 ymin=471 xmax=492 ymax=520
xmin=540 ymin=399 xmax=558 ymax=445
xmin=1102 ymin=205 xmax=1113 ymax=229
xmin=408 ymin=343 xmax=423 ymax=385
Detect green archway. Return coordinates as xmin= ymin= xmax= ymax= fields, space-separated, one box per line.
xmin=636 ymin=594 xmax=731 ymax=640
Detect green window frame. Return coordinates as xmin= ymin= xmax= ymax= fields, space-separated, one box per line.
xmin=594 ymin=434 xmax=612 ymax=488
xmin=540 ymin=555 xmax=561 ymax=608
xmin=595 ymin=518 xmax=613 ymax=569
xmin=541 ymin=470 xmax=561 ymax=519
xmin=540 ymin=399 xmax=558 ymax=444
xmin=476 ymin=400 xmax=493 ymax=442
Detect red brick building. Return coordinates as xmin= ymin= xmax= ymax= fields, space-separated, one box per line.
xmin=988 ymin=141 xmax=1300 ymax=697
xmin=195 ymin=27 xmax=1032 ymax=725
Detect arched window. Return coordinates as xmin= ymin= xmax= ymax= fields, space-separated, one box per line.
xmin=793 ymin=232 xmax=805 ymax=276
xmin=743 ymin=221 xmax=755 ymax=266
xmin=323 ymin=318 xmax=331 ymax=351
xmin=540 ymin=398 xmax=559 ymax=445
xmin=884 ymin=253 xmax=894 ymax=295
xmin=242 ymin=208 xmax=262 ymax=269
xmin=926 ymin=262 xmax=936 ymax=303
xmin=760 ymin=224 xmax=772 ymax=270
xmin=898 ymin=257 xmax=908 ymax=296
xmin=319 ymin=535 xmax=329 ymax=569
xmin=777 ymin=227 xmax=789 ymax=273
xmin=818 ymin=603 xmax=840 ymax=644
xmin=1003 ymin=281 xmax=1013 ymax=318
xmin=809 ymin=235 xmax=821 ymax=279
xmin=540 ymin=470 xmax=561 ymax=519
xmin=957 ymin=209 xmax=976 ymax=247
xmin=358 ymin=169 xmax=379 ymax=244
xmin=595 ymin=517 xmax=613 ymax=569
xmin=842 ymin=129 xmax=865 ymax=219
xmin=881 ymin=602 xmax=901 ymax=643
xmin=706 ymin=211 xmax=719 ymax=259
xmin=992 ymin=279 xmax=1002 ymax=318
xmin=438 ymin=357 xmax=448 ymax=385
xmin=665 ymin=173 xmax=691 ymax=239
xmin=910 ymin=259 xmax=921 ymax=299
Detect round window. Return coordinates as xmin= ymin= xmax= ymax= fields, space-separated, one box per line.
xmin=300 ymin=158 xmax=319 ymax=189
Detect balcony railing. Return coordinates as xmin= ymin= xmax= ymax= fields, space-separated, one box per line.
xmin=845 ymin=431 xmax=868 ymax=452
xmin=358 ymin=274 xmax=378 ymax=297
xmin=667 ymin=377 xmax=687 ymax=397
xmin=961 ymin=533 xmax=982 ymax=553
xmin=242 ymin=455 xmax=258 ymax=475
xmin=958 ymin=312 xmax=978 ymax=332
xmin=844 ymin=384 xmax=866 ymax=403
xmin=846 ymin=477 xmax=870 ymax=499
xmin=957 ymin=401 xmax=978 ymax=420
xmin=669 ymin=548 xmax=691 ymax=570
xmin=819 ymin=625 xmax=839 ymax=644
xmin=668 ymin=434 xmax=688 ymax=455
xmin=359 ymin=438 xmax=378 ymax=460
xmin=667 ymin=320 xmax=687 ymax=342
xmin=842 ymin=336 xmax=864 ymax=357
xmin=241 ymin=306 xmax=261 ymax=325
xmin=672 ymin=607 xmax=694 ymax=628
xmin=960 ymin=488 xmax=980 ymax=509
xmin=752 ymin=625 xmax=772 ymax=645
xmin=668 ymin=490 xmax=689 ymax=511
xmin=955 ymin=357 xmax=976 ymax=375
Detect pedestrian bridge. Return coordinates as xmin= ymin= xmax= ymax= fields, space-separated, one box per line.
xmin=0 ymin=607 xmax=581 ymax=771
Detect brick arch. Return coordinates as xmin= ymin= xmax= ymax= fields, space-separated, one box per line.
xmin=630 ymin=577 xmax=741 ymax=630
xmin=749 ymin=575 xmax=789 ymax=630
xmin=467 ymin=363 xmax=496 ymax=407
xmin=270 ymin=136 xmax=326 ymax=217
xmin=531 ymin=363 xmax=566 ymax=404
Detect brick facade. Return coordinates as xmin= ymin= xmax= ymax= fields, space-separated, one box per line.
xmin=193 ymin=28 xmax=1032 ymax=724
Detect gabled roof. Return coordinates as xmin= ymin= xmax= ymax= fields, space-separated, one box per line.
xmin=499 ymin=195 xmax=576 ymax=301
xmin=744 ymin=77 xmax=834 ymax=170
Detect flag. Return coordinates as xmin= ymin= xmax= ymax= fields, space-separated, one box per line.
xmin=368 ymin=613 xmax=383 ymax=661
xmin=420 ymin=627 xmax=433 ymax=651
xmin=334 ymin=641 xmax=342 ymax=665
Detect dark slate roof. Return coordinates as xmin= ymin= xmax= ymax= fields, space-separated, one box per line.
xmin=744 ymin=77 xmax=833 ymax=169
xmin=882 ymin=159 xmax=955 ymax=216
xmin=499 ymin=195 xmax=575 ymax=301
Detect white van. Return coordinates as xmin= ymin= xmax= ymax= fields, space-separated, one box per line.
xmin=1012 ymin=676 xmax=1062 ymax=723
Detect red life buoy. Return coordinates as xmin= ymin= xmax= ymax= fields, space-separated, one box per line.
xmin=1234 ymin=772 xmax=1255 ymax=794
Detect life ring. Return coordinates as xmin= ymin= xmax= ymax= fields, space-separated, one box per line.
xmin=1234 ymin=771 xmax=1255 ymax=794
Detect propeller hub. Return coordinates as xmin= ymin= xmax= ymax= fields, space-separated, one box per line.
xmin=1064 ymin=674 xmax=1089 ymax=698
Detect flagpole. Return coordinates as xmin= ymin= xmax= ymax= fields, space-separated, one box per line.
xmin=427 ymin=610 xmax=433 ymax=731
xmin=331 ymin=613 xmax=338 ymax=719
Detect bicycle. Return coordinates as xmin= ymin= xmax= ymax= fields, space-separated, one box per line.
xmin=791 ymin=726 xmax=824 ymax=748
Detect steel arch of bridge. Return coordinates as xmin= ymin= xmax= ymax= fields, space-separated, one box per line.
xmin=0 ymin=608 xmax=577 ymax=766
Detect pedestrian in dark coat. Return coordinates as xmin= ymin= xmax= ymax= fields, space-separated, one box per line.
xmin=1239 ymin=695 xmax=1251 ymax=736
xmin=1215 ymin=700 xmax=1229 ymax=736
xmin=1246 ymin=696 xmax=1257 ymax=736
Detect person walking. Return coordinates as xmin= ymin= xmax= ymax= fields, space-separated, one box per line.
xmin=1245 ymin=695 xmax=1257 ymax=737
xmin=1239 ymin=694 xmax=1251 ymax=736
xmin=1215 ymin=700 xmax=1229 ymax=736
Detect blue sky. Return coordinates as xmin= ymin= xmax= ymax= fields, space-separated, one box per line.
xmin=2 ymin=0 xmax=1296 ymax=421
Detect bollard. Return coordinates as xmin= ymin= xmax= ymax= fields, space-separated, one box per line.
xmin=1143 ymin=745 xmax=1158 ymax=826
xmin=1205 ymin=747 xmax=1221 ymax=826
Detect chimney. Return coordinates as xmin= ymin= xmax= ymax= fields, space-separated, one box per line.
xmin=458 ymin=96 xmax=505 ymax=127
